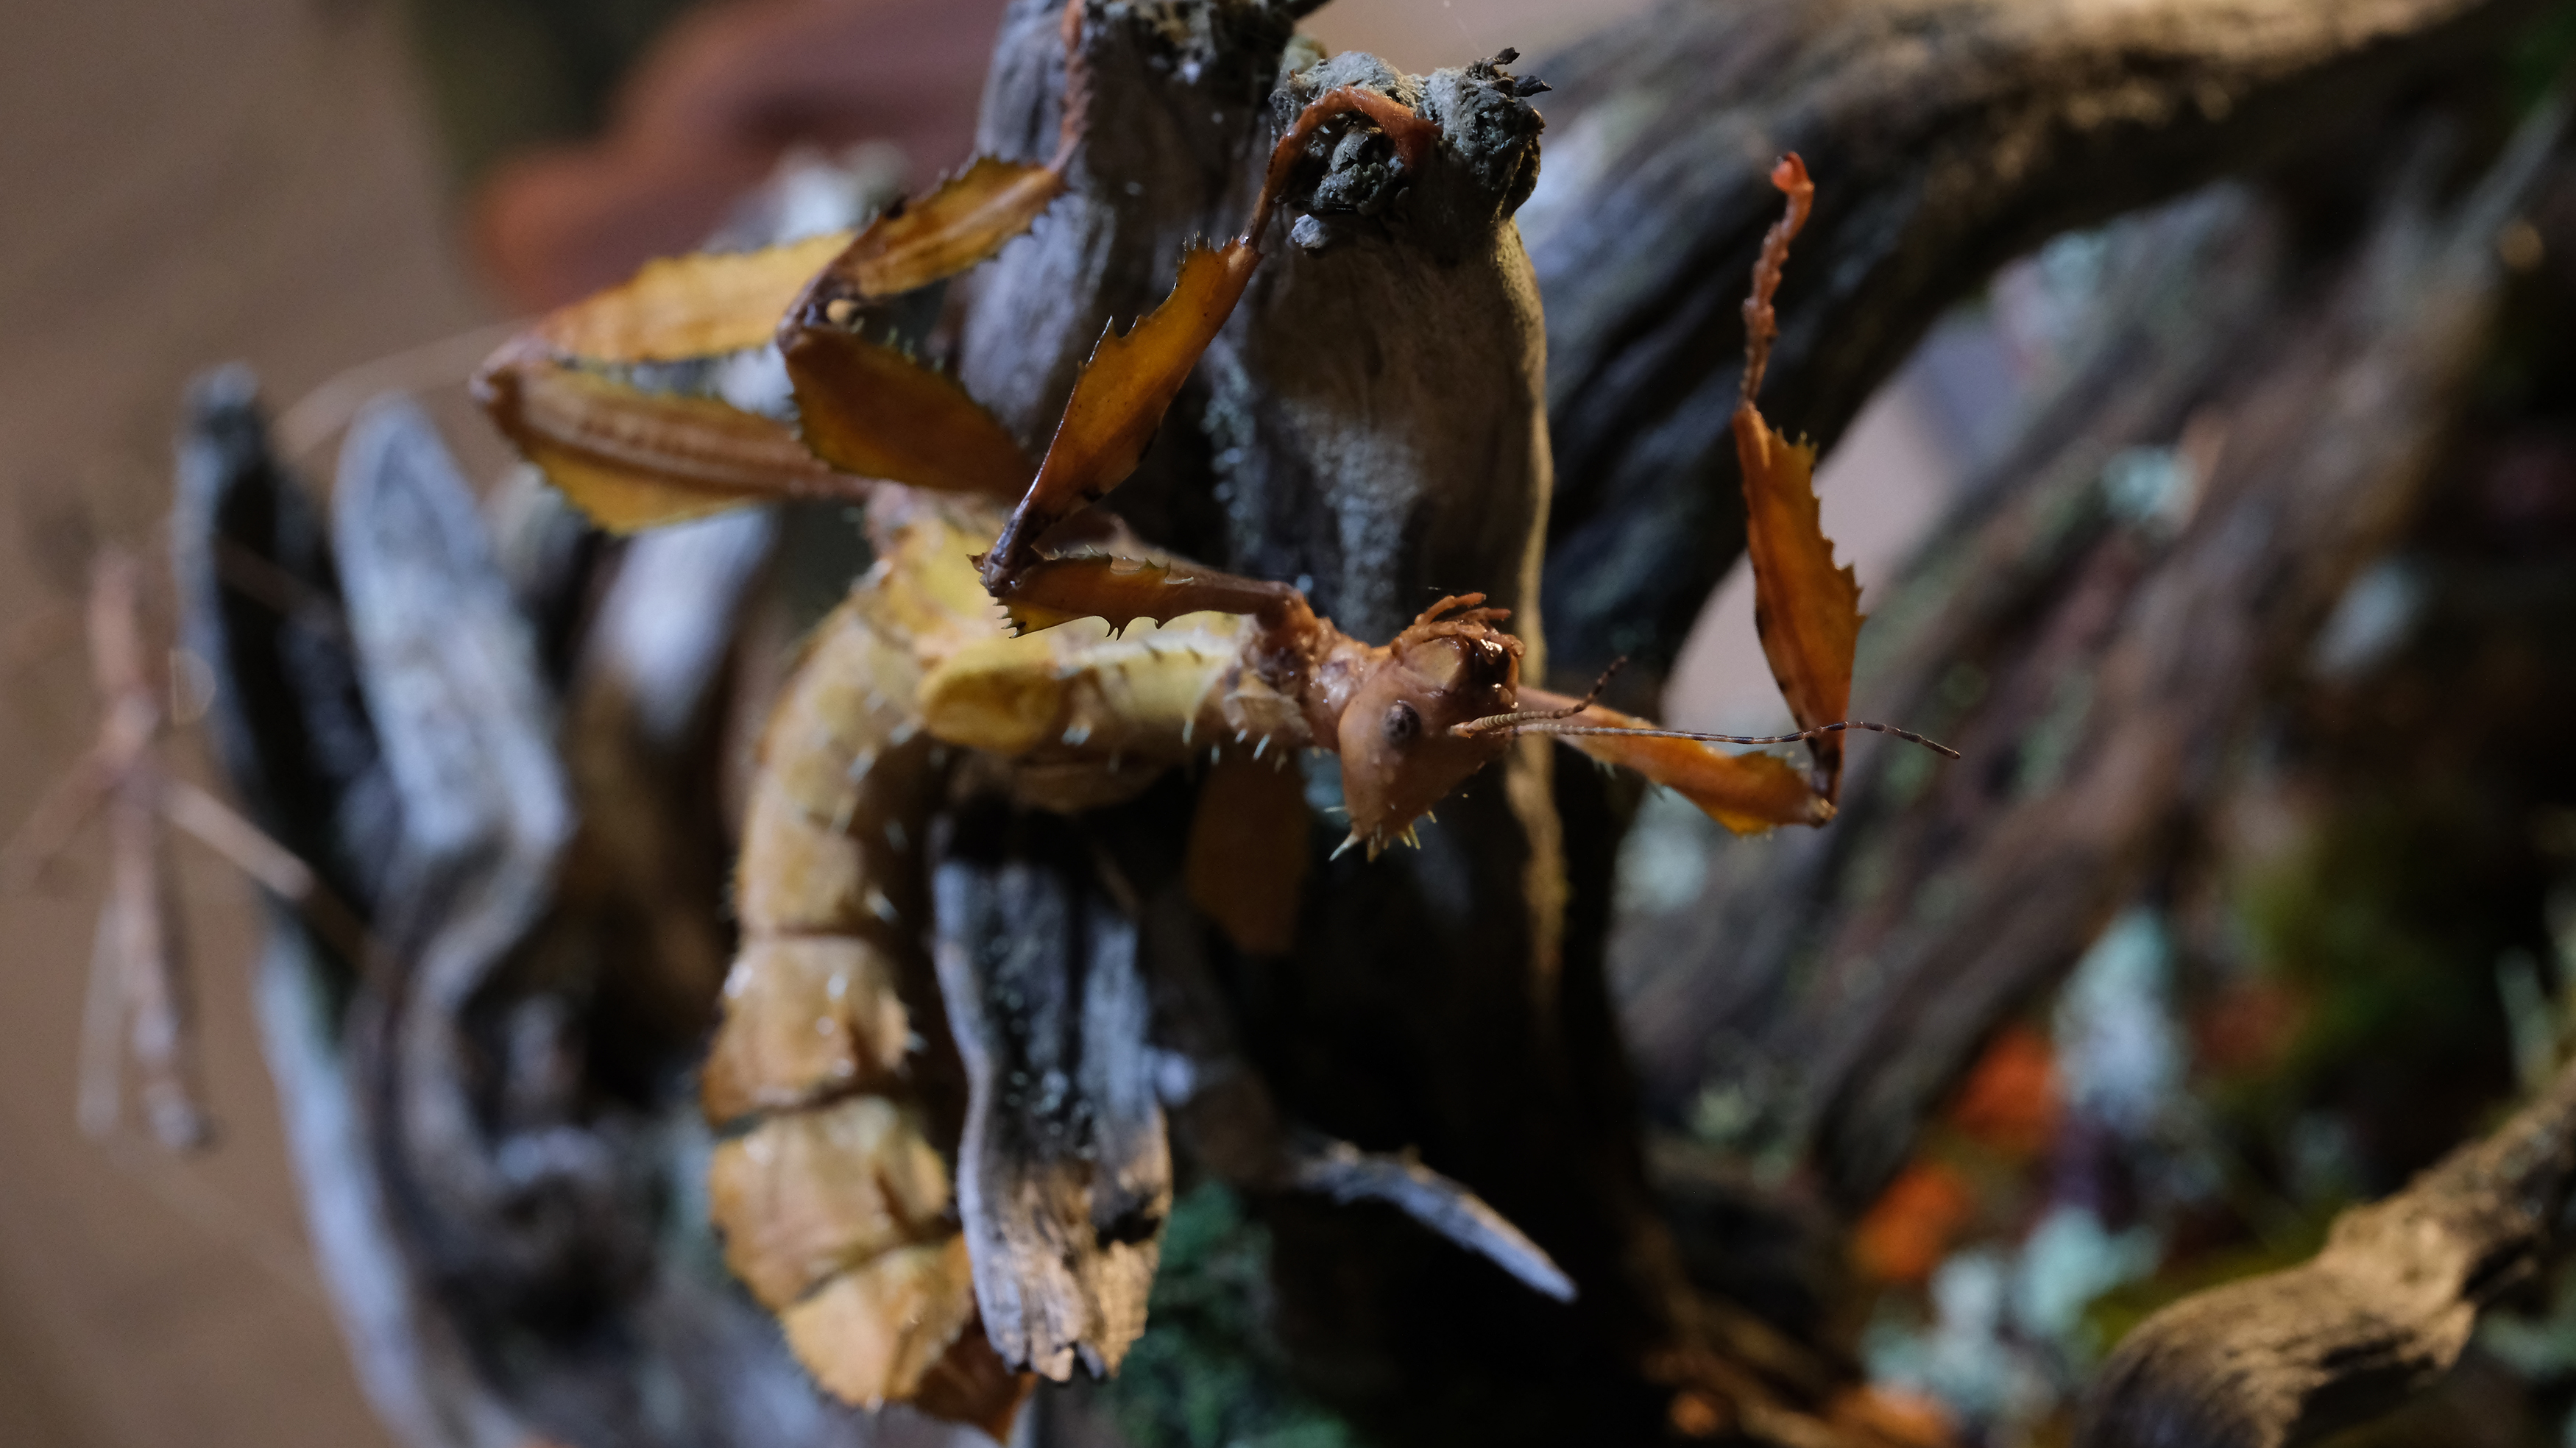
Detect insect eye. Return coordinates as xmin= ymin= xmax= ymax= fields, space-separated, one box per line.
xmin=1383 ymin=700 xmax=1421 ymax=746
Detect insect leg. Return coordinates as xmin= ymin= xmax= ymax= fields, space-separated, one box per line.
xmin=1496 ymin=689 xmax=1832 ymax=834
xmin=978 ymin=86 xmax=1440 ymax=590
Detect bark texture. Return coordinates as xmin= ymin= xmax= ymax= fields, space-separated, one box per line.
xmin=932 ymin=806 xmax=1170 ymax=1383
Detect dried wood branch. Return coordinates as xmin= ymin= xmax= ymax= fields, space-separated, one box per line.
xmin=89 ymin=547 xmax=212 ymax=1150
xmin=2077 ymin=1043 xmax=2576 ymax=1448
xmin=932 ymin=805 xmax=1171 ymax=1383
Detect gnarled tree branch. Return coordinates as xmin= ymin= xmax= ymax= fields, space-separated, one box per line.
xmin=2078 ymin=1040 xmax=2576 ymax=1448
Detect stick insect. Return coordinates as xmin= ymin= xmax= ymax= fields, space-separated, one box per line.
xmin=472 ymin=15 xmax=1950 ymax=1430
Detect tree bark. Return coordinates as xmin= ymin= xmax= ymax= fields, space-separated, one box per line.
xmin=960 ymin=8 xmax=1697 ymax=1441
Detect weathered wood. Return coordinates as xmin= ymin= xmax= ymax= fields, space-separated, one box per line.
xmin=2078 ymin=1034 xmax=2576 ymax=1448
xmin=1526 ymin=0 xmax=2552 ymax=689
xmin=185 ymin=383 xmax=987 ymax=1448
xmin=173 ymin=364 xmax=400 ymax=923
xmin=932 ymin=804 xmax=1171 ymax=1383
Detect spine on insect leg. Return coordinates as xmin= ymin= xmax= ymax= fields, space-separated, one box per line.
xmin=700 ymin=565 xmax=1021 ymax=1424
xmin=915 ymin=611 xmax=1278 ymax=811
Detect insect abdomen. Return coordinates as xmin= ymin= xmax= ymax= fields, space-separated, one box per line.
xmin=705 ymin=578 xmax=988 ymax=1412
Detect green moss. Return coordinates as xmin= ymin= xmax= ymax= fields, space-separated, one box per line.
xmin=1103 ymin=1183 xmax=1360 ymax=1448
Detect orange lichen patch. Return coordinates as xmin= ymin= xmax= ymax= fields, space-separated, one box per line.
xmin=1187 ymin=748 xmax=1312 ymax=955
xmin=1551 ymin=704 xmax=1830 ymax=833
xmin=1851 ymin=1161 xmax=1977 ymax=1285
xmin=701 ymin=938 xmax=913 ymax=1126
xmin=983 ymin=242 xmax=1262 ymax=580
xmin=531 ymin=230 xmax=854 ymax=363
xmin=780 ymin=1236 xmax=981 ymax=1407
xmin=1829 ymin=1385 xmax=1957 ymax=1448
xmin=1945 ymin=1022 xmax=2061 ymax=1159
xmin=779 ymin=322 xmax=1035 ymax=500
xmin=1733 ymin=152 xmax=1864 ymax=800
xmin=827 ymin=157 xmax=1066 ymax=301
xmin=1669 ymin=1389 xmax=1731 ymax=1438
xmin=473 ymin=351 xmax=866 ymax=532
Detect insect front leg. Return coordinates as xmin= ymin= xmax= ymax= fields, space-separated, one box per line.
xmin=1499 ymin=689 xmax=1830 ymax=834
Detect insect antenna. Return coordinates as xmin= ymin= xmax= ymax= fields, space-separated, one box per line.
xmin=1447 ymin=656 xmax=1629 ymax=736
xmin=1465 ymin=714 xmax=1960 ymax=760
xmin=1451 ymin=661 xmax=1959 ymax=760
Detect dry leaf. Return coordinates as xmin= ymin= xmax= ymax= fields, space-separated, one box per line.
xmin=1735 ymin=408 xmax=1861 ymax=793
xmin=983 ymin=242 xmax=1262 ymax=579
xmin=531 ymin=230 xmax=853 ymax=363
xmin=1555 ymin=705 xmax=1830 ymax=833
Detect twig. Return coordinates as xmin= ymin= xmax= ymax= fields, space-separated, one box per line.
xmin=9 ymin=539 xmax=393 ymax=1152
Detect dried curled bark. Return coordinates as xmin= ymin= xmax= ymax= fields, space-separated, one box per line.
xmin=2078 ymin=1043 xmax=2576 ymax=1448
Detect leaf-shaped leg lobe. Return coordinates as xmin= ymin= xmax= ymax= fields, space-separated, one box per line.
xmin=473 ymin=348 xmax=866 ymax=532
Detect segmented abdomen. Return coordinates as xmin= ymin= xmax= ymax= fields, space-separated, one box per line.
xmin=701 ymin=509 xmax=994 ymax=1412
xmin=700 ymin=500 xmax=1298 ymax=1419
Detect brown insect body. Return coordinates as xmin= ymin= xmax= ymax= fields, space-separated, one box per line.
xmin=472 ymin=15 xmax=1949 ymax=1424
